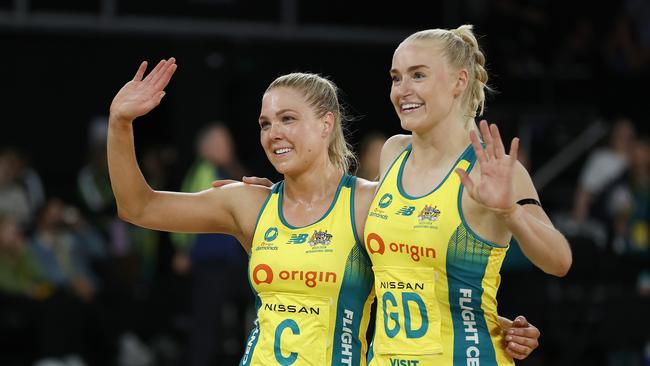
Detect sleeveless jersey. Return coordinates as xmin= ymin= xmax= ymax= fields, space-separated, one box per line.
xmin=364 ymin=145 xmax=513 ymax=366
xmin=242 ymin=174 xmax=375 ymax=366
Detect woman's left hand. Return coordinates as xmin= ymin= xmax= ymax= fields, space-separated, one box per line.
xmin=502 ymin=315 xmax=540 ymax=360
xmin=455 ymin=120 xmax=520 ymax=214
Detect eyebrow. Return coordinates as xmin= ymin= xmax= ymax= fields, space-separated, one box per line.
xmin=259 ymin=108 xmax=297 ymax=122
xmin=389 ymin=64 xmax=430 ymax=74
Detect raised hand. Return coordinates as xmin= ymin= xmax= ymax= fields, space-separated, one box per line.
xmin=504 ymin=316 xmax=540 ymax=360
xmin=110 ymin=58 xmax=178 ymax=122
xmin=455 ymin=120 xmax=519 ymax=214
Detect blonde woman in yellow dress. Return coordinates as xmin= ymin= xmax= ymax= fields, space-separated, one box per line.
xmin=364 ymin=25 xmax=572 ymax=365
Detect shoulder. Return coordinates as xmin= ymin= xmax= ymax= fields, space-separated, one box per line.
xmin=510 ymin=160 xmax=539 ymax=199
xmin=354 ymin=176 xmax=379 ymax=204
xmin=207 ymin=181 xmax=273 ymax=209
xmin=379 ymin=134 xmax=411 ymax=177
xmin=382 ymin=134 xmax=411 ymax=157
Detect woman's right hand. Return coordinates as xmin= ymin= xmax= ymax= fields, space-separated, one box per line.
xmin=211 ymin=176 xmax=274 ymax=188
xmin=110 ymin=58 xmax=177 ymax=122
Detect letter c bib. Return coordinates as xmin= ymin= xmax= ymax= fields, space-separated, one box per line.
xmin=257 ymin=292 xmax=330 ymax=365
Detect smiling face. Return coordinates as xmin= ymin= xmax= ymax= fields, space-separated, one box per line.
xmin=259 ymin=86 xmax=331 ymax=176
xmin=390 ymin=40 xmax=465 ymax=133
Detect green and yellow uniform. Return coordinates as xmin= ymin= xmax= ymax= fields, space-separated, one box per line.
xmin=243 ymin=174 xmax=375 ymax=366
xmin=365 ymin=145 xmax=513 ymax=366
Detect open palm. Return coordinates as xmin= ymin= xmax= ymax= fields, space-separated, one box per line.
xmin=110 ymin=58 xmax=177 ymax=121
xmin=455 ymin=120 xmax=520 ymax=213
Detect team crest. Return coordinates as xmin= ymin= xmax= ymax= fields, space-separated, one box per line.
xmin=308 ymin=229 xmax=333 ymax=246
xmin=418 ymin=204 xmax=441 ymax=222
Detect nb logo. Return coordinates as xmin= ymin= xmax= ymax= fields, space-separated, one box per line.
xmin=287 ymin=233 xmax=309 ymax=244
xmin=396 ymin=206 xmax=416 ymax=216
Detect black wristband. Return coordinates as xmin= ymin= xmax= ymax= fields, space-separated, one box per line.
xmin=516 ymin=198 xmax=542 ymax=207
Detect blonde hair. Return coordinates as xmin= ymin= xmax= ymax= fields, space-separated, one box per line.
xmin=404 ymin=24 xmax=490 ymax=128
xmin=266 ymin=73 xmax=357 ymax=173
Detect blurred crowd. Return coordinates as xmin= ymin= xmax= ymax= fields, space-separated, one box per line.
xmin=0 ymin=119 xmax=253 ymax=366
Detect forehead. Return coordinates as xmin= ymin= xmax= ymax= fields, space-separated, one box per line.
xmin=261 ymin=87 xmax=309 ymax=114
xmin=391 ymin=40 xmax=444 ymax=71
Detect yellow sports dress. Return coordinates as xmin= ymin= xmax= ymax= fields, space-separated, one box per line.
xmin=365 ymin=145 xmax=513 ymax=366
xmin=242 ymin=174 xmax=375 ymax=366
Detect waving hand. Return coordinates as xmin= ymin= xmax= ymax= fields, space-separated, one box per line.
xmin=110 ymin=58 xmax=177 ymax=122
xmin=455 ymin=120 xmax=520 ymax=214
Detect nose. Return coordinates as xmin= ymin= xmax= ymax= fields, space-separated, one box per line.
xmin=267 ymin=121 xmax=284 ymax=140
xmin=393 ymin=78 xmax=412 ymax=99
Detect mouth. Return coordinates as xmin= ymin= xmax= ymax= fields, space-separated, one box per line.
xmin=273 ymin=147 xmax=293 ymax=156
xmin=400 ymin=103 xmax=423 ymax=113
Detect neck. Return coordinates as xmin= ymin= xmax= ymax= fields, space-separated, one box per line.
xmin=283 ymin=163 xmax=343 ymax=205
xmin=410 ymin=117 xmax=472 ymax=168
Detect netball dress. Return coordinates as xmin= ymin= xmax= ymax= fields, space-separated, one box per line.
xmin=365 ymin=145 xmax=513 ymax=366
xmin=242 ymin=174 xmax=375 ymax=366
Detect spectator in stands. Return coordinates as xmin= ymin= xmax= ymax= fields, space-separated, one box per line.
xmin=29 ymin=198 xmax=109 ymax=366
xmin=0 ymin=148 xmax=35 ymax=227
xmin=572 ymin=117 xmax=636 ymax=225
xmin=609 ymin=136 xmax=650 ymax=255
xmin=171 ymin=122 xmax=250 ymax=366
xmin=0 ymin=214 xmax=46 ymax=298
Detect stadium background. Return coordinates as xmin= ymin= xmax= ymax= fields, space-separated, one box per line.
xmin=1 ymin=0 xmax=649 ymax=365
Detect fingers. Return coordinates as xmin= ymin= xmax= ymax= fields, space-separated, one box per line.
xmin=474 ymin=120 xmax=520 ymax=165
xmin=490 ymin=123 xmax=506 ymax=157
xmin=152 ymin=58 xmax=177 ymax=90
xmin=469 ymin=130 xmax=487 ymax=165
xmin=505 ymin=330 xmax=539 ymax=359
xmin=504 ymin=316 xmax=540 ymax=360
xmin=506 ymin=334 xmax=538 ymax=349
xmin=479 ymin=120 xmax=496 ymax=159
xmin=242 ymin=176 xmax=274 ymax=187
xmin=211 ymin=179 xmax=239 ymax=188
xmin=142 ymin=59 xmax=167 ymax=83
xmin=512 ymin=315 xmax=528 ymax=327
xmin=133 ymin=61 xmax=148 ymax=81
xmin=506 ymin=342 xmax=532 ymax=360
xmin=508 ymin=324 xmax=540 ymax=339
xmin=455 ymin=168 xmax=477 ymax=200
xmin=509 ymin=137 xmax=519 ymax=165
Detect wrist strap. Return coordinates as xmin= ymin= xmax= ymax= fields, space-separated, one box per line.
xmin=516 ymin=198 xmax=542 ymax=207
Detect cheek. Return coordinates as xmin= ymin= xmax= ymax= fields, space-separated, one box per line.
xmin=260 ymin=132 xmax=270 ymax=151
xmin=389 ymin=88 xmax=398 ymax=104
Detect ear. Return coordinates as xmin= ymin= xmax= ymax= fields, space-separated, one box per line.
xmin=453 ymin=68 xmax=469 ymax=97
xmin=321 ymin=111 xmax=335 ymax=138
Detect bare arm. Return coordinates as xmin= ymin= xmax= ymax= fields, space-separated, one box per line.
xmin=107 ymin=59 xmax=264 ymax=247
xmin=499 ymin=166 xmax=572 ymax=277
xmin=353 ymin=178 xmax=379 ymax=241
xmin=456 ymin=121 xmax=572 ymax=277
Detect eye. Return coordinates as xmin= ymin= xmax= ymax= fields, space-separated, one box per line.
xmin=413 ymin=71 xmax=426 ymax=79
xmin=281 ymin=115 xmax=295 ymax=123
xmin=259 ymin=121 xmax=271 ymax=130
xmin=390 ymin=74 xmax=401 ymax=84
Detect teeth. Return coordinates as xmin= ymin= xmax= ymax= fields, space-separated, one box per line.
xmin=402 ymin=103 xmax=422 ymax=111
xmin=274 ymin=148 xmax=292 ymax=154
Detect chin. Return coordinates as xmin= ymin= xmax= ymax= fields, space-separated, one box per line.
xmin=270 ymin=160 xmax=297 ymax=176
xmin=400 ymin=117 xmax=420 ymax=132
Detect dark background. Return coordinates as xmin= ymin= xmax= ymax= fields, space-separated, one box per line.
xmin=2 ymin=0 xmax=647 ymax=198
xmin=1 ymin=0 xmax=650 ymax=365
